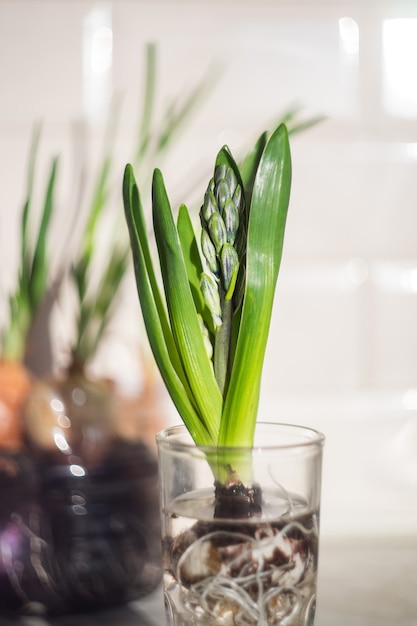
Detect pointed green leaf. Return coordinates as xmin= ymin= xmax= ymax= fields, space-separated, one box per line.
xmin=177 ymin=204 xmax=206 ymax=318
xmin=219 ymin=124 xmax=292 ymax=447
xmin=21 ymin=123 xmax=42 ymax=286
xmin=123 ymin=165 xmax=213 ymax=445
xmin=239 ymin=131 xmax=268 ymax=219
xmin=123 ymin=165 xmax=182 ymax=379
xmin=152 ymin=168 xmax=222 ymax=441
xmin=29 ymin=156 xmax=58 ymax=309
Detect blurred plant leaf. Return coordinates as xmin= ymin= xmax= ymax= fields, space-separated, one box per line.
xmin=2 ymin=125 xmax=59 ymax=362
xmin=71 ymin=43 xmax=213 ymax=370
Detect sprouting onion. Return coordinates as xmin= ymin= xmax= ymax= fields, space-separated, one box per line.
xmin=0 ymin=124 xmax=58 ymax=449
xmin=123 ymin=123 xmax=291 ymax=471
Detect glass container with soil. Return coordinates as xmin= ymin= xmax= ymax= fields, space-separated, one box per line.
xmin=158 ymin=423 xmax=324 ymax=626
xmin=21 ymin=370 xmax=162 ymax=615
xmin=123 ymin=121 xmax=326 ymax=624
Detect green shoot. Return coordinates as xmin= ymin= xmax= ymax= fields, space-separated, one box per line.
xmin=71 ymin=42 xmax=212 ymax=370
xmin=2 ymin=124 xmax=58 ymax=362
xmin=123 ymin=123 xmax=291 ymax=462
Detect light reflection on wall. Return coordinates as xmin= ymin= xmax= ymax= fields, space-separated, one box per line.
xmin=382 ymin=18 xmax=417 ymax=118
xmin=337 ymin=16 xmax=359 ymax=114
xmin=83 ymin=4 xmax=113 ymax=123
xmin=339 ymin=16 xmax=359 ymax=57
xmin=401 ymin=387 xmax=417 ymax=411
xmin=373 ymin=262 xmax=417 ymax=294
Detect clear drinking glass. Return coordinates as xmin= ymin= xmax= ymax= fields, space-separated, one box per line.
xmin=157 ymin=422 xmax=325 ymax=626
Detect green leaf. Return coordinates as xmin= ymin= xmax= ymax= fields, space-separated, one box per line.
xmin=21 ymin=122 xmax=42 ymax=287
xmin=75 ymin=244 xmax=130 ymax=363
xmin=2 ymin=128 xmax=58 ymax=361
xmin=219 ymin=124 xmax=292 ymax=447
xmin=239 ymin=131 xmax=268 ymax=215
xmin=72 ymin=43 xmax=212 ymax=369
xmin=124 ymin=166 xmax=181 ymax=374
xmin=176 ymin=204 xmax=207 ymax=321
xmin=29 ymin=156 xmax=59 ymax=310
xmin=123 ymin=165 xmax=213 ymax=445
xmin=287 ymin=114 xmax=327 ymax=136
xmin=152 ymin=168 xmax=222 ymax=441
xmin=156 ymin=67 xmax=216 ymax=155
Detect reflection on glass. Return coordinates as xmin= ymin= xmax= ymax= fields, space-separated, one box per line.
xmin=383 ymin=18 xmax=417 ymax=118
xmin=51 ymin=398 xmax=65 ymax=414
xmin=53 ymin=428 xmax=71 ymax=453
xmin=70 ymin=463 xmax=86 ymax=477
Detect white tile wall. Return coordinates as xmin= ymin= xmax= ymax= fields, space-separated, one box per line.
xmin=1 ymin=0 xmax=416 ymax=541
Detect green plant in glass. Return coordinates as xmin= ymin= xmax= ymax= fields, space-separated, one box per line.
xmin=123 ymin=121 xmax=291 ymax=508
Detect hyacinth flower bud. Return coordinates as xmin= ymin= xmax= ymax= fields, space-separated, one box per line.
xmin=226 ymin=167 xmax=238 ymax=197
xmin=215 ymin=179 xmax=230 ymax=212
xmin=202 ymin=187 xmax=217 ymax=223
xmin=207 ymin=212 xmax=227 ymax=254
xmin=200 ymin=272 xmax=222 ymax=330
xmin=232 ymin=183 xmax=243 ymax=214
xmin=201 ymin=228 xmax=219 ymax=276
xmin=222 ymin=197 xmax=239 ymax=245
xmin=214 ymin=164 xmax=227 ymax=186
xmin=220 ymin=243 xmax=239 ymax=297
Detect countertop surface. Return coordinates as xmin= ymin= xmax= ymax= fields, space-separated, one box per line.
xmin=2 ymin=544 xmax=416 ymax=626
